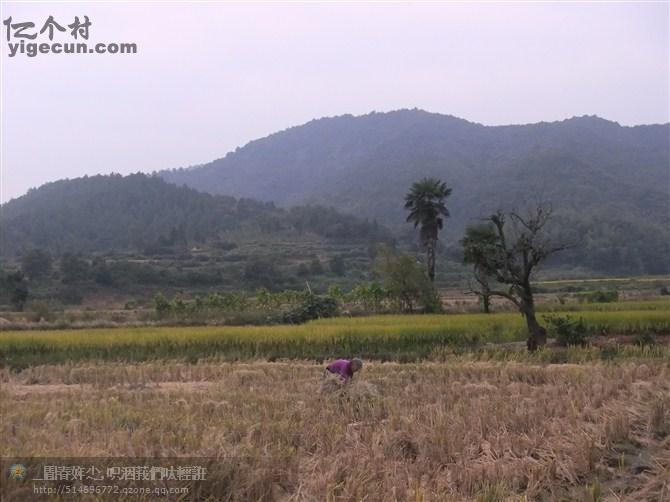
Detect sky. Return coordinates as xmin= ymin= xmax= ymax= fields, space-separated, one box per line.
xmin=1 ymin=1 xmax=668 ymax=203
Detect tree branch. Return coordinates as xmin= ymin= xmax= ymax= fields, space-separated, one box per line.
xmin=488 ymin=288 xmax=520 ymax=307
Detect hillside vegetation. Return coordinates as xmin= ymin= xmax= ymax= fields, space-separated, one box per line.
xmin=0 ymin=174 xmax=395 ymax=300
xmin=0 ymin=173 xmax=390 ymax=256
xmin=162 ymin=110 xmax=670 ymax=275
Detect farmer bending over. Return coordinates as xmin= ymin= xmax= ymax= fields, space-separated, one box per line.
xmin=325 ymin=358 xmax=363 ymax=383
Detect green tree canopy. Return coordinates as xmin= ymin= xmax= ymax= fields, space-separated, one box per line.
xmin=375 ymin=247 xmax=441 ymax=313
xmin=404 ymin=178 xmax=452 ymax=282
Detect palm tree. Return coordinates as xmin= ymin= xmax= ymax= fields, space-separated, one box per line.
xmin=404 ymin=178 xmax=452 ymax=282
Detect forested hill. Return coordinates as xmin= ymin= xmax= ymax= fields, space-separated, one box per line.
xmin=161 ymin=109 xmax=670 ymax=275
xmin=0 ymin=174 xmax=391 ymax=256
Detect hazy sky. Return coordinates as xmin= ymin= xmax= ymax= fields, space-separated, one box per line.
xmin=1 ymin=2 xmax=668 ymax=203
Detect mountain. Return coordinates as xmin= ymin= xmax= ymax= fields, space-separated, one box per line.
xmin=2 ymin=111 xmax=667 ymax=276
xmin=161 ymin=109 xmax=670 ymax=275
xmin=0 ymin=173 xmax=391 ymax=256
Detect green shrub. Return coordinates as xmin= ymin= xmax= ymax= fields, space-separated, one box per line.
xmin=348 ymin=281 xmax=388 ymax=313
xmin=28 ymin=301 xmax=58 ymax=323
xmin=634 ymin=332 xmax=656 ymax=347
xmin=375 ymin=249 xmax=442 ymax=314
xmin=282 ymin=294 xmax=339 ymax=324
xmin=544 ymin=315 xmax=588 ymax=347
xmin=153 ymin=292 xmax=171 ymax=318
xmin=578 ymin=289 xmax=619 ymax=303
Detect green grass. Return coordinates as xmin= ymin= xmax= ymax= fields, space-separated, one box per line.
xmin=537 ymin=299 xmax=670 ymax=312
xmin=1 ymin=309 xmax=669 ymax=368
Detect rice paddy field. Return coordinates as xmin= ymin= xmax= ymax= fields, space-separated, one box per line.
xmin=1 ymin=301 xmax=669 ymax=500
xmin=1 ymin=303 xmax=669 ymax=368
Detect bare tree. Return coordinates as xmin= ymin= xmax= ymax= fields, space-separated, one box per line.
xmin=462 ymin=203 xmax=570 ymax=350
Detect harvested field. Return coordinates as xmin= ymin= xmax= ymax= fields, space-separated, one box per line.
xmin=2 ymin=359 xmax=668 ymax=501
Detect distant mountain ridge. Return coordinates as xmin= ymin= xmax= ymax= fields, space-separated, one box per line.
xmin=1 ymin=110 xmax=667 ymax=276
xmin=161 ymin=110 xmax=668 ymax=222
xmin=161 ymin=109 xmax=669 ymax=274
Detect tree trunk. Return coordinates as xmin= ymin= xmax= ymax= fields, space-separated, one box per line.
xmin=520 ymin=284 xmax=546 ymax=351
xmin=524 ymin=311 xmax=547 ymax=351
xmin=426 ymin=239 xmax=436 ymax=282
xmin=482 ymin=294 xmax=490 ymax=314
xmin=404 ymin=296 xmax=414 ymax=313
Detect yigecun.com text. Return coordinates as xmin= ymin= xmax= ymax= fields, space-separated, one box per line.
xmin=7 ymin=40 xmax=138 ymax=57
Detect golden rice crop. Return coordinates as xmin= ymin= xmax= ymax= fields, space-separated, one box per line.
xmin=1 ymin=310 xmax=669 ymax=367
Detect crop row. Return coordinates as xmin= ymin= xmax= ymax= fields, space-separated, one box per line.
xmin=1 ymin=310 xmax=669 ymax=367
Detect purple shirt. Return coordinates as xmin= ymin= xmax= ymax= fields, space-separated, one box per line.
xmin=326 ymin=359 xmax=354 ymax=381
